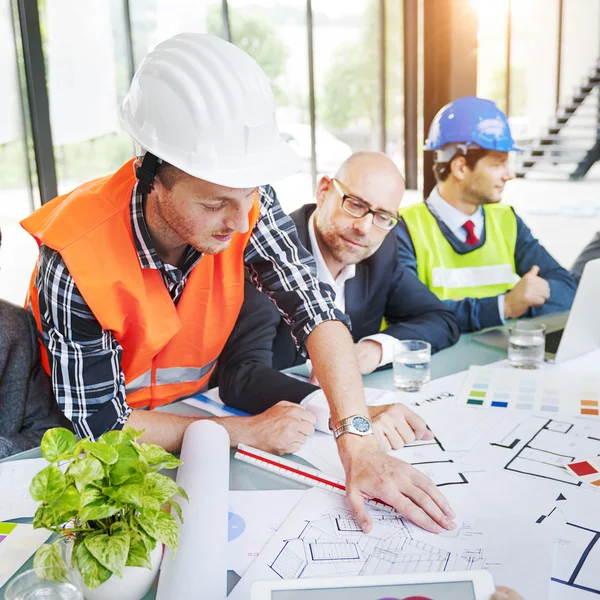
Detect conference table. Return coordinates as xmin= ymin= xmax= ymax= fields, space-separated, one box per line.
xmin=0 ymin=334 xmax=506 ymax=598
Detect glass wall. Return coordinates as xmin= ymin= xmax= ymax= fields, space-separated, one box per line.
xmin=385 ymin=0 xmax=405 ymax=173
xmin=0 ymin=0 xmax=39 ymax=305
xmin=129 ymin=0 xmax=222 ymax=68
xmin=228 ymin=0 xmax=312 ymax=213
xmin=0 ymin=0 xmax=33 ymax=218
xmin=475 ymin=0 xmax=509 ymax=113
xmin=8 ymin=0 xmax=406 ymax=216
xmin=312 ymin=0 xmax=379 ymax=181
xmin=510 ymin=0 xmax=560 ymax=140
xmin=40 ymin=0 xmax=134 ymax=194
xmin=475 ymin=0 xmax=560 ymax=142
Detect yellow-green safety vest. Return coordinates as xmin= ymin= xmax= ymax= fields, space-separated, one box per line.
xmin=400 ymin=202 xmax=518 ymax=301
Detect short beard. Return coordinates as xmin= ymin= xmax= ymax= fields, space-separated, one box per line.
xmin=197 ymin=239 xmax=233 ymax=255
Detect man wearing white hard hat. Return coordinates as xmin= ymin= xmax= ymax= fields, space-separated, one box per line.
xmin=22 ymin=33 xmax=455 ymax=534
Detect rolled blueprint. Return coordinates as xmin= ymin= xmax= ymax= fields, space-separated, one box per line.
xmin=157 ymin=420 xmax=230 ymax=600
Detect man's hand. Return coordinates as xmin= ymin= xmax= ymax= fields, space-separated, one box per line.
xmin=337 ymin=435 xmax=456 ymax=534
xmin=504 ymin=265 xmax=550 ymax=319
xmin=492 ymin=586 xmax=524 ymax=600
xmin=368 ymin=403 xmax=434 ymax=451
xmin=355 ymin=340 xmax=383 ymax=375
xmin=243 ymin=401 xmax=316 ymax=455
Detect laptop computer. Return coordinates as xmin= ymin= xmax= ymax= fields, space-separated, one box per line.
xmin=472 ymin=257 xmax=600 ymax=363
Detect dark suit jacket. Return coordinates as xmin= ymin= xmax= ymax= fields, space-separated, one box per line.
xmin=215 ymin=204 xmax=460 ymax=414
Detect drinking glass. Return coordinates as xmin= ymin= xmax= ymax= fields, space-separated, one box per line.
xmin=5 ymin=567 xmax=83 ymax=600
xmin=508 ymin=321 xmax=546 ymax=369
xmin=393 ymin=340 xmax=431 ymax=391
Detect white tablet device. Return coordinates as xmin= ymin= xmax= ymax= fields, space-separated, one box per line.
xmin=250 ymin=571 xmax=496 ymax=600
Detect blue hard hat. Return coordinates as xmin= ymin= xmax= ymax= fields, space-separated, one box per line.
xmin=425 ymin=96 xmax=522 ymax=153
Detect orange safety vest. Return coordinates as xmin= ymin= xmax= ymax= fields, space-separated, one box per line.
xmin=21 ymin=159 xmax=260 ymax=410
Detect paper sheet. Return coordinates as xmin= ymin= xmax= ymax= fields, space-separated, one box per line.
xmin=458 ymin=366 xmax=600 ymax=417
xmin=462 ymin=413 xmax=600 ymax=488
xmin=0 ymin=523 xmax=52 ymax=589
xmin=229 ymin=488 xmax=553 ymax=600
xmin=227 ymin=490 xmax=306 ymax=576
xmin=156 ymin=421 xmax=230 ymax=600
xmin=0 ymin=458 xmax=51 ymax=521
xmin=413 ymin=401 xmax=512 ymax=453
xmin=453 ymin=469 xmax=600 ymax=599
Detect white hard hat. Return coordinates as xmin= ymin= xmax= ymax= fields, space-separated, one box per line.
xmin=119 ymin=32 xmax=301 ymax=188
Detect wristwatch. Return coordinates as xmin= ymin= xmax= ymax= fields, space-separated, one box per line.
xmin=332 ymin=415 xmax=373 ymax=440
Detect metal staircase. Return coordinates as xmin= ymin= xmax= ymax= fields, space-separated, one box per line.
xmin=515 ymin=59 xmax=600 ymax=180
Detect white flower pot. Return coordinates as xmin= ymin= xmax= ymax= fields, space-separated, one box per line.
xmin=68 ymin=541 xmax=163 ymax=600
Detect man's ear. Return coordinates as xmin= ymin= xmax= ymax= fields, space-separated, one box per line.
xmin=133 ymin=157 xmax=142 ymax=174
xmin=315 ymin=176 xmax=332 ymax=209
xmin=449 ymin=155 xmax=469 ymax=181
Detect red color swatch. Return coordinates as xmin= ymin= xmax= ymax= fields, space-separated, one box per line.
xmin=569 ymin=461 xmax=598 ymax=477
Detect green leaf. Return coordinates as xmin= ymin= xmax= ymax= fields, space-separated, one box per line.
xmin=50 ymin=484 xmax=80 ymax=523
xmin=131 ymin=520 xmax=157 ymax=552
xmin=67 ymin=456 xmax=105 ymax=492
xmin=82 ymin=441 xmax=118 ymax=465
xmin=99 ymin=430 xmax=125 ymax=446
xmin=84 ymin=522 xmax=130 ymax=578
xmin=33 ymin=542 xmax=68 ymax=583
xmin=33 ymin=504 xmax=54 ymax=530
xmin=125 ymin=532 xmax=153 ymax=569
xmin=34 ymin=485 xmax=80 ymax=529
xmin=122 ymin=472 xmax=144 ymax=486
xmin=109 ymin=442 xmax=143 ymax=486
xmin=40 ymin=428 xmax=78 ymax=463
xmin=123 ymin=426 xmax=145 ymax=441
xmin=143 ymin=473 xmax=180 ymax=504
xmin=169 ymin=497 xmax=184 ymax=523
xmin=79 ymin=500 xmax=121 ymax=522
xmin=102 ymin=483 xmax=144 ymax=509
xmin=80 ymin=485 xmax=104 ymax=507
xmin=73 ymin=540 xmax=112 ymax=590
xmin=141 ymin=496 xmax=162 ymax=511
xmin=136 ymin=508 xmax=179 ymax=553
xmin=136 ymin=443 xmax=182 ymax=470
xmin=30 ymin=465 xmax=67 ymax=503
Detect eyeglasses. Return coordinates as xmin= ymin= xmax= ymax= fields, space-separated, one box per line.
xmin=332 ymin=179 xmax=398 ymax=231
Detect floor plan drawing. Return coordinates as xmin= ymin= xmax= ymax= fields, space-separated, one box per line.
xmin=268 ymin=508 xmax=460 ymax=579
xmin=229 ymin=489 xmax=553 ymax=600
xmin=537 ymin=494 xmax=600 ymax=596
xmin=463 ymin=415 xmax=600 ymax=486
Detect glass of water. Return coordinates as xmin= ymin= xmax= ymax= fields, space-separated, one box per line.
xmin=393 ymin=340 xmax=431 ymax=391
xmin=5 ymin=567 xmax=83 ymax=600
xmin=508 ymin=321 xmax=546 ymax=369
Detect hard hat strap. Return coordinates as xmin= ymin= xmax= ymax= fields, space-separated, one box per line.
xmin=434 ymin=143 xmax=471 ymax=163
xmin=135 ymin=152 xmax=161 ymax=195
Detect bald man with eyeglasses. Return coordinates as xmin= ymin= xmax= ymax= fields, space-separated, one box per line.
xmin=213 ymin=152 xmax=460 ymax=451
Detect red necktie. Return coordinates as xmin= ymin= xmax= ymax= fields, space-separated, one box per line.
xmin=463 ymin=219 xmax=479 ymax=246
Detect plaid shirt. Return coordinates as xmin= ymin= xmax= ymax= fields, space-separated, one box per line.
xmin=34 ymin=184 xmax=348 ymax=439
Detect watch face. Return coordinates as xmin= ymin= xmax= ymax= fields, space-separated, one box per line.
xmin=352 ymin=415 xmax=371 ymax=433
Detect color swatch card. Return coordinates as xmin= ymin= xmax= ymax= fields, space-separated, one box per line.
xmin=0 ymin=522 xmax=52 ymax=588
xmin=566 ymin=457 xmax=600 ymax=488
xmin=458 ymin=367 xmax=600 ymax=417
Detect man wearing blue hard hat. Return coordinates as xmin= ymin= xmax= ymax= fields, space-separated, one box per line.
xmin=396 ymin=96 xmax=576 ymax=332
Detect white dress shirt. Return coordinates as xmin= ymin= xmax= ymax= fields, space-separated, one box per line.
xmin=307 ymin=214 xmax=397 ymax=366
xmin=426 ymin=186 xmax=506 ymax=321
xmin=303 ymin=216 xmax=399 ymax=426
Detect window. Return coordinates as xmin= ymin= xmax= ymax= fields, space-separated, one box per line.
xmin=40 ymin=0 xmax=133 ymax=194
xmin=228 ymin=0 xmax=313 ymax=214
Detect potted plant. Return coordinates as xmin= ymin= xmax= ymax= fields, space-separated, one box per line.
xmin=30 ymin=427 xmax=187 ymax=600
